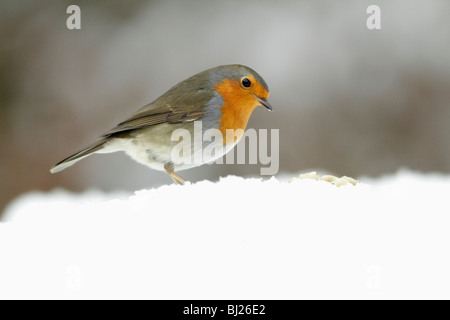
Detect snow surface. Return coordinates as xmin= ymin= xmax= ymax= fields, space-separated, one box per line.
xmin=1 ymin=171 xmax=450 ymax=300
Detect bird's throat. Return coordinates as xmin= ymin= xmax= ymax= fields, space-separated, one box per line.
xmin=214 ymin=79 xmax=259 ymax=145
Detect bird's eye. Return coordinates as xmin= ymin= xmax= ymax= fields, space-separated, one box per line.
xmin=242 ymin=78 xmax=251 ymax=88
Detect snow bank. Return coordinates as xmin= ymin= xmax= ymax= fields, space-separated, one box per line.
xmin=1 ymin=172 xmax=450 ymax=299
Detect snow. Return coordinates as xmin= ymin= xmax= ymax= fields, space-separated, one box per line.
xmin=1 ymin=171 xmax=450 ymax=299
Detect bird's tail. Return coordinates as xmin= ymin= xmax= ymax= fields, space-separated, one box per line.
xmin=50 ymin=138 xmax=109 ymax=174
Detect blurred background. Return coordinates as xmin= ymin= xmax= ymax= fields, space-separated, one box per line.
xmin=1 ymin=0 xmax=450 ymax=216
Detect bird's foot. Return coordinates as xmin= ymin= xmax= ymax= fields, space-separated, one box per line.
xmin=164 ymin=163 xmax=186 ymax=185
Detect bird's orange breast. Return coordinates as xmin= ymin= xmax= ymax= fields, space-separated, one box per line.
xmin=213 ymin=77 xmax=269 ymax=145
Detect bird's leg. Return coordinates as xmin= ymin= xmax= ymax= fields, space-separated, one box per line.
xmin=164 ymin=162 xmax=186 ymax=185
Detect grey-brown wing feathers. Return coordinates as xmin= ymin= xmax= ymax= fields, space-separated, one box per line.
xmin=102 ymin=106 xmax=205 ymax=136
xmin=103 ymin=87 xmax=211 ymax=136
xmin=103 ymin=112 xmax=171 ymax=136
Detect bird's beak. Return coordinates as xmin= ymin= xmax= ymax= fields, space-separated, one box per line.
xmin=256 ymin=96 xmax=273 ymax=111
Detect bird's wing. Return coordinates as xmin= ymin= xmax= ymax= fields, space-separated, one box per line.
xmin=103 ymin=89 xmax=212 ymax=137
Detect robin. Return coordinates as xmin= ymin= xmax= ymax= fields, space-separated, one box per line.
xmin=50 ymin=64 xmax=272 ymax=184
